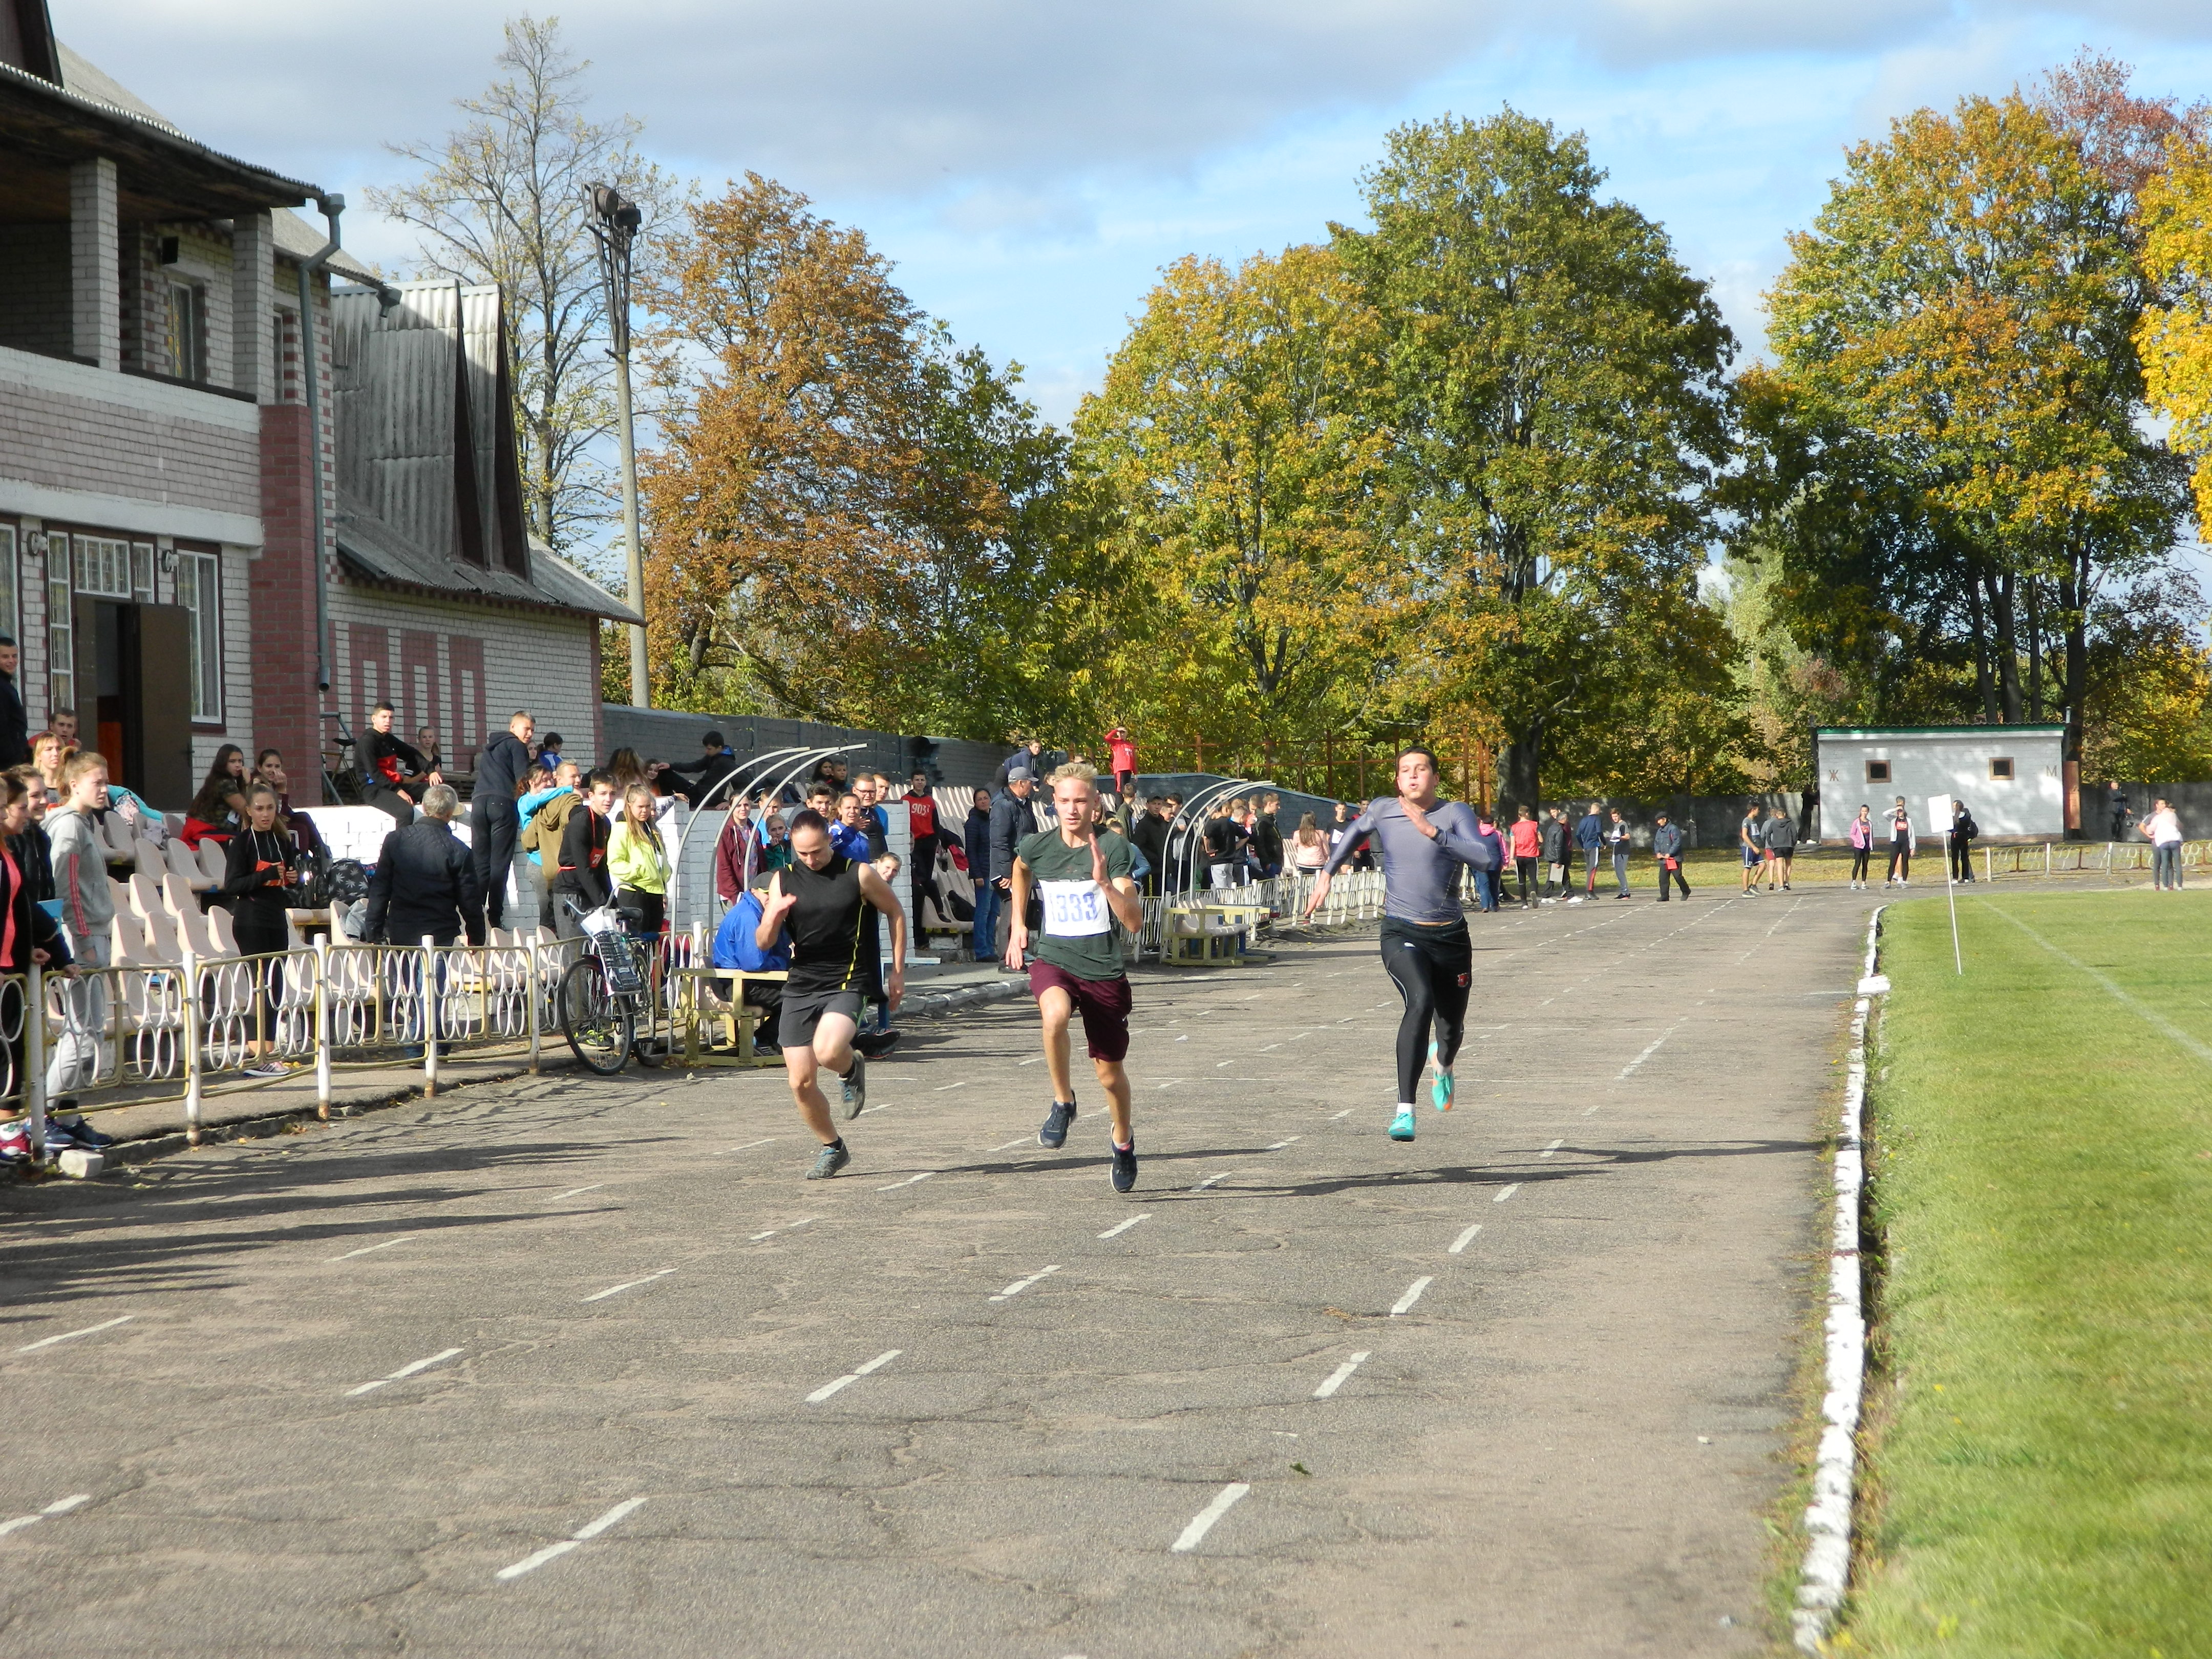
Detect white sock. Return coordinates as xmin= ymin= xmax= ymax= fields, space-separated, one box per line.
xmin=1396 ymin=1102 xmax=1416 ymax=1114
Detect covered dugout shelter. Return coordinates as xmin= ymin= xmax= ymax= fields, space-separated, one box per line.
xmin=1814 ymin=725 xmax=2068 ymax=841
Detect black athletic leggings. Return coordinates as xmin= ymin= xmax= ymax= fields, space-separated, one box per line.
xmin=1380 ymin=915 xmax=1472 ymax=1104
xmin=1851 ymin=846 xmax=1870 ymax=882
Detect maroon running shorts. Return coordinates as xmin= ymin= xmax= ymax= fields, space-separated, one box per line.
xmin=1028 ymin=960 xmax=1133 ymax=1062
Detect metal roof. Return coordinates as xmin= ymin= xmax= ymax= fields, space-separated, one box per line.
xmin=1815 ymin=725 xmax=2068 ymax=737
xmin=330 ymin=280 xmax=643 ymax=626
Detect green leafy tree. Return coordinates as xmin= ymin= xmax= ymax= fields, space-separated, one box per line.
xmin=1075 ymin=245 xmax=1397 ymax=759
xmin=1332 ymin=111 xmax=1738 ymax=813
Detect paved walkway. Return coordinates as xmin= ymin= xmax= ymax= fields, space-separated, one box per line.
xmin=0 ymin=888 xmax=1870 ymax=1656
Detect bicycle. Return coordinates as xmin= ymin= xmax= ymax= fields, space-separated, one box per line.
xmin=557 ymin=900 xmax=674 ymax=1074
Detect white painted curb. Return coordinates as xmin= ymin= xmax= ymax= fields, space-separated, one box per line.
xmin=1793 ymin=904 xmax=1883 ymax=1653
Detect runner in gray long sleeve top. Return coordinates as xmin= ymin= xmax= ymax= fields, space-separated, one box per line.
xmin=1303 ymin=747 xmax=1499 ymax=1145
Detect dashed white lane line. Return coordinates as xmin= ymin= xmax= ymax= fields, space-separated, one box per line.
xmin=805 ymin=1349 xmax=902 ymax=1403
xmin=548 ymin=1184 xmax=606 ymax=1201
xmin=1265 ymin=1137 xmax=1300 ymax=1150
xmin=0 ymin=1494 xmax=90 ymax=1537
xmin=1157 ymin=1079 xmax=1186 ymax=1090
xmin=877 ymin=1171 xmax=936 ymax=1192
xmin=347 ymin=1346 xmax=464 ymax=1397
xmin=1018 ymin=1057 xmax=1043 ymax=1066
xmin=990 ymin=1137 xmax=1031 ymax=1152
xmin=582 ymin=1268 xmax=675 ymax=1303
xmin=1259 ymin=1043 xmax=1280 ymax=1051
xmin=750 ymin=1217 xmax=817 ymax=1241
xmin=990 ymin=1265 xmax=1060 ymax=1302
xmin=1314 ymin=1352 xmax=1372 ymax=1398
xmin=1539 ymin=1139 xmax=1563 ymax=1158
xmin=1493 ymin=1184 xmax=1520 ymax=1204
xmin=1098 ymin=1214 xmax=1152 ymax=1239
xmin=1390 ymin=1276 xmax=1434 ymax=1316
xmin=1328 ymin=1109 xmax=1352 ymax=1120
xmin=1448 ymin=1223 xmax=1483 ymax=1254
xmin=934 ymin=1081 xmax=969 ymax=1092
xmin=328 ymin=1236 xmax=414 ymax=1262
xmin=1171 ymin=1482 xmax=1251 ymax=1552
xmin=15 ymin=1315 xmax=133 ymax=1353
xmin=495 ymin=1496 xmax=648 ymax=1581
xmin=712 ymin=1137 xmax=777 ymax=1156
xmin=1192 ymin=1173 xmax=1231 ymax=1192
xmin=1617 ymin=1020 xmax=1685 ymax=1079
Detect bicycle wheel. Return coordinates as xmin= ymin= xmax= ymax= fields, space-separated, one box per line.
xmin=560 ymin=957 xmax=632 ymax=1075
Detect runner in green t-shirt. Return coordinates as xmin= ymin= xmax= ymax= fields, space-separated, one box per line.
xmin=1007 ymin=764 xmax=1147 ymax=1192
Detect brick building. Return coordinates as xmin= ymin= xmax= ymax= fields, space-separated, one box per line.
xmin=0 ymin=12 xmax=635 ymax=806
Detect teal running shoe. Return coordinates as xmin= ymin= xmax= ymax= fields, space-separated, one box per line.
xmin=1389 ymin=1109 xmax=1416 ymax=1142
xmin=1430 ymin=1043 xmax=1455 ymax=1113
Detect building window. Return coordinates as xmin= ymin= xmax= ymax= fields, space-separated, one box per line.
xmin=72 ymin=534 xmax=150 ymax=601
xmin=1865 ymin=759 xmax=1891 ymax=783
xmin=1989 ymin=757 xmax=2015 ymax=781
xmin=174 ymin=548 xmax=222 ymax=722
xmin=0 ymin=524 xmax=16 ymax=645
xmin=47 ymin=538 xmax=71 ymax=719
xmin=166 ymin=281 xmax=206 ymax=382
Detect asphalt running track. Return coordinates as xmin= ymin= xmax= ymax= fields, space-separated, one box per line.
xmin=0 ymin=886 xmax=1871 ymax=1656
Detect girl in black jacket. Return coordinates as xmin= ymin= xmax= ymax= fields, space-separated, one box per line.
xmin=0 ymin=772 xmax=70 ymax=1121
xmin=219 ymin=785 xmax=303 ymax=1075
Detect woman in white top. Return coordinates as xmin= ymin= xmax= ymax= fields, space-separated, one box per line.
xmin=1885 ymin=796 xmax=1916 ymax=886
xmin=2142 ymin=799 xmax=2184 ymax=890
xmin=1291 ymin=812 xmax=1329 ymax=874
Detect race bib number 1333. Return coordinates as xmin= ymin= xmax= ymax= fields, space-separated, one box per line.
xmin=1040 ymin=879 xmax=1110 ymax=937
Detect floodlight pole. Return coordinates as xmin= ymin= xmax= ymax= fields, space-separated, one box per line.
xmin=588 ymin=183 xmax=650 ymax=709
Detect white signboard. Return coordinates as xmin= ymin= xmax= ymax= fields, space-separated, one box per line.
xmin=1926 ymin=794 xmax=1953 ymax=840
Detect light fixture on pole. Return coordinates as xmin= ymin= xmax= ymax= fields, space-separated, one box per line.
xmin=587 ymin=181 xmax=650 ymax=710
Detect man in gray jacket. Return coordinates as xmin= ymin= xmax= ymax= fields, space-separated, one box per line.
xmin=985 ymin=766 xmax=1038 ymax=965
xmin=1652 ymin=811 xmax=1690 ymax=902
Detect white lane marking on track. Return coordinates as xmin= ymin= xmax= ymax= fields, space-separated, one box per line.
xmin=1494 ymin=1184 xmax=1520 ymax=1203
xmin=1448 ymin=1223 xmax=1482 ymax=1254
xmin=1192 ymin=1173 xmax=1230 ymax=1191
xmin=347 ymin=1346 xmax=463 ymax=1396
xmin=877 ymin=1171 xmax=936 ymax=1191
xmin=328 ymin=1236 xmax=414 ymax=1262
xmin=749 ymin=1229 xmax=777 ymax=1241
xmin=0 ymin=1494 xmax=92 ymax=1538
xmin=805 ymin=1349 xmax=902 ymax=1403
xmin=1175 ymin=1034 xmax=1189 ymax=1041
xmin=990 ymin=1265 xmax=1060 ymax=1301
xmin=15 ymin=1315 xmax=133 ymax=1353
xmin=934 ymin=1081 xmax=968 ymax=1092
xmin=1171 ymin=1483 xmax=1251 ymax=1552
xmin=1328 ymin=1109 xmax=1352 ymax=1120
xmin=1157 ymin=1079 xmax=1185 ymax=1090
xmin=1018 ymin=1057 xmax=1043 ymax=1066
xmin=548 ymin=1185 xmax=605 ymax=1201
xmin=1098 ymin=1214 xmax=1151 ymax=1239
xmin=1265 ymin=1138 xmax=1300 ymax=1150
xmin=495 ymin=1497 xmax=648 ymax=1581
xmin=582 ymin=1268 xmax=675 ymax=1303
xmin=1617 ymin=1021 xmax=1684 ymax=1079
xmin=1539 ymin=1139 xmax=1563 ymax=1158
xmin=1259 ymin=1043 xmax=1280 ymax=1051
xmin=712 ymin=1138 xmax=777 ymax=1156
xmin=990 ymin=1137 xmax=1030 ymax=1152
xmin=1390 ymin=1276 xmax=1434 ymax=1315
xmin=1216 ymin=1060 xmax=1235 ymax=1068
xmin=1314 ymin=1351 xmax=1372 ymax=1398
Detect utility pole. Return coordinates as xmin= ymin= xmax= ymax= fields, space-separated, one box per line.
xmin=587 ymin=183 xmax=649 ymax=708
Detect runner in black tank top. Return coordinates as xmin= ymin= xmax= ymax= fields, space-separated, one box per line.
xmin=758 ymin=811 xmax=907 ymax=1180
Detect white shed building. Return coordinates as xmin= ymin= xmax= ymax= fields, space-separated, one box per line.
xmin=1815 ymin=725 xmax=2067 ymax=841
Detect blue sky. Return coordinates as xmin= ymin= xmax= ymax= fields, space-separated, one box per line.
xmin=63 ymin=3 xmax=2212 ymax=427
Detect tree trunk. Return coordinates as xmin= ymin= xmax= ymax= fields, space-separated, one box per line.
xmin=1966 ymin=577 xmax=1997 ymax=724
xmin=1988 ymin=568 xmax=2023 ymax=725
xmin=2059 ymin=545 xmax=2089 ymax=765
xmin=2026 ymin=575 xmax=2043 ymax=721
xmin=1497 ymin=718 xmax=1544 ymax=823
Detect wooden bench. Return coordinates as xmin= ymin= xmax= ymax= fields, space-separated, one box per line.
xmin=672 ymin=965 xmax=789 ymax=1066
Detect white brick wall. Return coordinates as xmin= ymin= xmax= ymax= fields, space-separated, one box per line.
xmin=329 ymin=584 xmax=601 ymax=772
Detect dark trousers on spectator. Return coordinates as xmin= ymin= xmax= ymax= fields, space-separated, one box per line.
xmin=1656 ymin=859 xmax=1690 ymax=901
xmin=1514 ymin=856 xmax=1538 ymax=903
xmin=471 ymin=794 xmax=519 ymax=928
xmin=1950 ymin=839 xmax=1973 ymax=881
xmin=366 ymin=784 xmax=415 ymax=826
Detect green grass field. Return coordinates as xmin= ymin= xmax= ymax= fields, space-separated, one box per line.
xmin=1839 ymin=889 xmax=2212 ymax=1657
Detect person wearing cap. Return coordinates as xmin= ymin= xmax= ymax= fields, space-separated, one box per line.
xmin=985 ymin=765 xmax=1038 ymax=967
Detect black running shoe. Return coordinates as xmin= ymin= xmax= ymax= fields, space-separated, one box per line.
xmin=1111 ymin=1139 xmax=1137 ymax=1193
xmin=807 ymin=1141 xmax=851 ymax=1180
xmin=854 ymin=1029 xmax=901 ymax=1059
xmin=840 ymin=1054 xmax=867 ymax=1119
xmin=1039 ymin=1100 xmax=1076 ymax=1148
